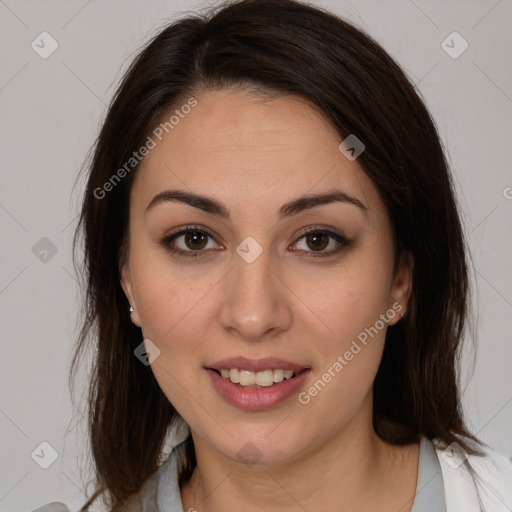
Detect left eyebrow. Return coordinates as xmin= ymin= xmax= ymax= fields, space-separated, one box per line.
xmin=145 ymin=188 xmax=368 ymax=218
xmin=279 ymin=190 xmax=368 ymax=217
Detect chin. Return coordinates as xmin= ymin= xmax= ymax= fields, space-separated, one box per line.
xmin=209 ymin=426 xmax=312 ymax=467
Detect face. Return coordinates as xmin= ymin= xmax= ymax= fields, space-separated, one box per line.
xmin=121 ymin=89 xmax=412 ymax=466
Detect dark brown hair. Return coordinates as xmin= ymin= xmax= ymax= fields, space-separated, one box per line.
xmin=71 ymin=0 xmax=482 ymax=509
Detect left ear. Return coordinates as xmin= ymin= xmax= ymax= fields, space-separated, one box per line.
xmin=387 ymin=251 xmax=413 ymax=326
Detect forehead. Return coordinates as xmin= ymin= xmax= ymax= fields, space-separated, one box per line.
xmin=131 ymin=89 xmax=382 ymax=220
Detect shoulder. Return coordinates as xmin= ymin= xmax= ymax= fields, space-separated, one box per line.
xmin=31 ymin=442 xmax=186 ymax=512
xmin=432 ymin=437 xmax=512 ymax=511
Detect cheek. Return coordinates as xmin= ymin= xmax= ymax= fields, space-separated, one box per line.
xmin=309 ymin=255 xmax=393 ymax=344
xmin=131 ymin=261 xmax=212 ymax=413
xmin=129 ymin=264 xmax=223 ymax=426
xmin=298 ymin=249 xmax=392 ymax=404
xmin=299 ymin=269 xmax=389 ymax=420
xmin=129 ymin=242 xmax=216 ymax=341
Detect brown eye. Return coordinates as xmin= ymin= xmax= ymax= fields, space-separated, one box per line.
xmin=160 ymin=225 xmax=222 ymax=259
xmin=305 ymin=232 xmax=329 ymax=251
xmin=184 ymin=230 xmax=209 ymax=250
xmin=291 ymin=227 xmax=353 ymax=257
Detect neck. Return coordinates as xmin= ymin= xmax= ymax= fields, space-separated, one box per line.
xmin=180 ymin=396 xmax=419 ymax=512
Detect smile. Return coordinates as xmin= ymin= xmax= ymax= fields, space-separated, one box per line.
xmin=215 ymin=368 xmax=296 ymax=387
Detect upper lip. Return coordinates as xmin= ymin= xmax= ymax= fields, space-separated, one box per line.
xmin=207 ymin=356 xmax=310 ymax=373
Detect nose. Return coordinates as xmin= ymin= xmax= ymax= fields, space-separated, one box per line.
xmin=217 ymin=243 xmax=293 ymax=342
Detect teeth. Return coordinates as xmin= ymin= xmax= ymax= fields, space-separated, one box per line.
xmin=273 ymin=369 xmax=284 ymax=383
xmin=255 ymin=369 xmax=274 ymax=387
xmin=239 ymin=370 xmax=256 ymax=386
xmin=217 ymin=368 xmax=297 ymax=386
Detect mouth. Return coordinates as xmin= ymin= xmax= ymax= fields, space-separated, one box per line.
xmin=206 ymin=356 xmax=310 ymax=387
xmin=209 ymin=367 xmax=308 ymax=388
xmin=205 ymin=361 xmax=312 ymax=410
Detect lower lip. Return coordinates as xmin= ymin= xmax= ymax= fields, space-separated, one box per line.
xmin=206 ymin=368 xmax=311 ymax=410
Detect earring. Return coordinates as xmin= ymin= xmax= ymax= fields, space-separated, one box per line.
xmin=129 ymin=306 xmax=134 ymax=313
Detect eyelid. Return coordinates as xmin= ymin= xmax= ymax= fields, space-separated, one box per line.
xmin=160 ymin=224 xmax=352 ymax=258
xmin=293 ymin=224 xmax=345 ymax=241
xmin=166 ymin=224 xmax=218 ymax=241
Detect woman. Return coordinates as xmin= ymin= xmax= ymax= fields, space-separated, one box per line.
xmin=33 ymin=0 xmax=512 ymax=511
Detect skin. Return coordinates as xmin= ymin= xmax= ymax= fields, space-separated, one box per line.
xmin=121 ymin=89 xmax=417 ymax=512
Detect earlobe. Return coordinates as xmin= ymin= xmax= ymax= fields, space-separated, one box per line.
xmin=120 ymin=265 xmax=142 ymax=328
xmin=388 ymin=252 xmax=413 ymax=325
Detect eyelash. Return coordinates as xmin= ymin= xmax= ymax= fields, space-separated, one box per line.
xmin=160 ymin=224 xmax=353 ymax=259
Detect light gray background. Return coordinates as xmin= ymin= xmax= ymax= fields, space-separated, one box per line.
xmin=0 ymin=0 xmax=511 ymax=510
